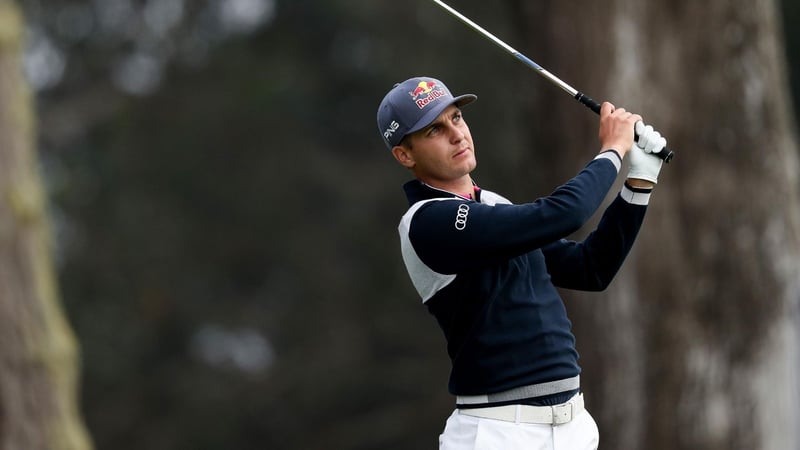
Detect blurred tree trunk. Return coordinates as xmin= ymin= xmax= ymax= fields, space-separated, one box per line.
xmin=0 ymin=1 xmax=92 ymax=449
xmin=513 ymin=0 xmax=800 ymax=449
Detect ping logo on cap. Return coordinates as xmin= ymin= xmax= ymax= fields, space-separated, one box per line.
xmin=408 ymin=80 xmax=447 ymax=109
xmin=383 ymin=120 xmax=400 ymax=141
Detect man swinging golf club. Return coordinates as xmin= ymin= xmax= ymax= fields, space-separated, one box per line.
xmin=377 ymin=76 xmax=666 ymax=450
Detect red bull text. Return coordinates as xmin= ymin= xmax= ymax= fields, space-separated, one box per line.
xmin=409 ymin=81 xmax=447 ymax=109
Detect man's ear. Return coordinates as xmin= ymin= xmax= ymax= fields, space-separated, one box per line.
xmin=392 ymin=145 xmax=415 ymax=168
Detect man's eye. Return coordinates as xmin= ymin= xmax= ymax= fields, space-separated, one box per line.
xmin=453 ymin=113 xmax=462 ymax=122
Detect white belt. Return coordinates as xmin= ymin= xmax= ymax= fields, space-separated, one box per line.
xmin=458 ymin=393 xmax=584 ymax=426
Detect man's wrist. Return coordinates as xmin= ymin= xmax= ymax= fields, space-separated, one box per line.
xmin=626 ymin=178 xmax=655 ymax=189
xmin=601 ymin=145 xmax=626 ymax=158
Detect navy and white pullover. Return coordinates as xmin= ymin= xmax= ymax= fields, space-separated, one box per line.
xmin=398 ymin=151 xmax=651 ymax=397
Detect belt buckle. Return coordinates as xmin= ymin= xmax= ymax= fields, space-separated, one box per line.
xmin=551 ymin=401 xmax=573 ymax=425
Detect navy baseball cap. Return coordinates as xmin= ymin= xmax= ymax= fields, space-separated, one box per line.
xmin=377 ymin=76 xmax=476 ymax=149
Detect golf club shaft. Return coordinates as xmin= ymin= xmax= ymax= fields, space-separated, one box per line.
xmin=430 ymin=0 xmax=674 ymax=163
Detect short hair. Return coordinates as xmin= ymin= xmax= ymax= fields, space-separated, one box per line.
xmin=399 ymin=135 xmax=413 ymax=150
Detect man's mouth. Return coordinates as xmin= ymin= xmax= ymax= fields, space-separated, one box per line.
xmin=453 ymin=148 xmax=471 ymax=158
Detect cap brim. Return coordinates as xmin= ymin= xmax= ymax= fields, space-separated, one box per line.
xmin=406 ymin=93 xmax=477 ymax=136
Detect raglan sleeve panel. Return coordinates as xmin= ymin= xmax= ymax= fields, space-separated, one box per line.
xmin=542 ymin=182 xmax=651 ymax=291
xmin=407 ymin=154 xmax=621 ymax=274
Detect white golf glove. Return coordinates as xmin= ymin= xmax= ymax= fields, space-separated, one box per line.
xmin=627 ymin=121 xmax=667 ymax=184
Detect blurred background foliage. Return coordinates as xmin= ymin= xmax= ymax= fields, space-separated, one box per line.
xmin=12 ymin=0 xmax=800 ymax=448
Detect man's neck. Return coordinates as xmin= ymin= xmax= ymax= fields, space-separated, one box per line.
xmin=420 ymin=178 xmax=475 ymax=200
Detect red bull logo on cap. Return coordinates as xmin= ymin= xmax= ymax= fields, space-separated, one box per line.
xmin=409 ymin=80 xmax=447 ymax=110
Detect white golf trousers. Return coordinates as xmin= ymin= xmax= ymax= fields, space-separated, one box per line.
xmin=439 ymin=407 xmax=599 ymax=450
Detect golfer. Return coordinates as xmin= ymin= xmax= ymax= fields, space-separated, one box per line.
xmin=377 ymin=76 xmax=666 ymax=450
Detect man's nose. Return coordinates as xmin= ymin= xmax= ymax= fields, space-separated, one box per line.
xmin=449 ymin=125 xmax=464 ymax=142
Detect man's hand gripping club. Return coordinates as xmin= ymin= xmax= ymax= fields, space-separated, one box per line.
xmin=598 ymin=102 xmax=667 ymax=188
xmin=627 ymin=122 xmax=666 ymax=186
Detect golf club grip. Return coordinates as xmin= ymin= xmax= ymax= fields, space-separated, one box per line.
xmin=575 ymin=92 xmax=674 ymax=163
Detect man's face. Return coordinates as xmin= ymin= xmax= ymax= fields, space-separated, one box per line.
xmin=393 ymin=105 xmax=476 ymax=187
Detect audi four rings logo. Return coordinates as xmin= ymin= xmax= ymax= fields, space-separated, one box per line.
xmin=454 ymin=204 xmax=470 ymax=230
